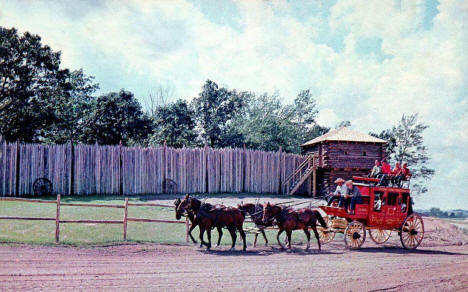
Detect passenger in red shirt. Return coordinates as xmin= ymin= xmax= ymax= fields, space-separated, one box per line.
xmin=378 ymin=159 xmax=391 ymax=186
xmin=381 ymin=160 xmax=391 ymax=175
xmin=392 ymin=162 xmax=411 ymax=186
xmin=390 ymin=162 xmax=402 ymax=185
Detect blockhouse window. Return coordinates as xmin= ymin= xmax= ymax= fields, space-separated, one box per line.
xmin=363 ymin=151 xmax=367 ymax=156
xmin=344 ymin=151 xmax=348 ymax=155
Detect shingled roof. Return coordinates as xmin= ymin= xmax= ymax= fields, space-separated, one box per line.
xmin=301 ymin=127 xmax=386 ymax=147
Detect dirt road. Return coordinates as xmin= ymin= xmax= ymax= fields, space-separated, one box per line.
xmin=1 ymin=242 xmax=467 ymax=292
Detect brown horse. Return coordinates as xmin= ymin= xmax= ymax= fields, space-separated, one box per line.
xmin=174 ymin=197 xmax=223 ymax=246
xmin=262 ymin=202 xmax=327 ymax=251
xmin=237 ymin=203 xmax=271 ymax=247
xmin=177 ymin=195 xmax=246 ymax=251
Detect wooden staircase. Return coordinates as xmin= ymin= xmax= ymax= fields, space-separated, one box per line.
xmin=283 ymin=154 xmax=318 ymax=196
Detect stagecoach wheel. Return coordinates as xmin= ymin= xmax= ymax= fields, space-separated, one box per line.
xmin=316 ymin=214 xmax=334 ymax=244
xmin=369 ymin=229 xmax=391 ymax=244
xmin=318 ymin=228 xmax=335 ymax=244
xmin=400 ymin=214 xmax=424 ymax=250
xmin=344 ymin=221 xmax=366 ymax=249
xmin=32 ymin=178 xmax=53 ymax=196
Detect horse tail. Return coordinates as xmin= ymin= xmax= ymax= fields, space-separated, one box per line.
xmin=314 ymin=210 xmax=327 ymax=228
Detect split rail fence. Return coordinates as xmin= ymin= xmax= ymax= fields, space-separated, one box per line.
xmin=0 ymin=195 xmax=191 ymax=243
xmin=0 ymin=141 xmax=306 ymax=196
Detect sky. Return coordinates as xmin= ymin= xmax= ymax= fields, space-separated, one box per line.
xmin=1 ymin=0 xmax=467 ymax=210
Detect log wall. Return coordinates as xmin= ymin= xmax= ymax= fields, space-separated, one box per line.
xmin=0 ymin=142 xmax=17 ymax=196
xmin=0 ymin=141 xmax=303 ymax=196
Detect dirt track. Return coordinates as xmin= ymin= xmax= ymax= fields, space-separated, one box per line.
xmin=1 ymin=241 xmax=467 ymax=292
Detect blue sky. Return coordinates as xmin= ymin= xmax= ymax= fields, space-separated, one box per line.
xmin=1 ymin=0 xmax=467 ymax=209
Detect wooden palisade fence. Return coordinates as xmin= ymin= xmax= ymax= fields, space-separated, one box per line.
xmin=0 ymin=141 xmax=306 ymax=196
xmin=0 ymin=195 xmax=190 ymax=243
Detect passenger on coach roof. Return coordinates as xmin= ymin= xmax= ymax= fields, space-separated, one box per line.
xmin=369 ymin=160 xmax=382 ymax=178
xmin=394 ymin=162 xmax=412 ymax=187
xmin=390 ymin=162 xmax=403 ymax=185
xmin=378 ymin=159 xmax=391 ymax=186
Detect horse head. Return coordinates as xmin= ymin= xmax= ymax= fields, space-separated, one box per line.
xmin=174 ymin=198 xmax=182 ymax=219
xmin=175 ymin=194 xmax=192 ymax=219
xmin=262 ymin=202 xmax=277 ymax=224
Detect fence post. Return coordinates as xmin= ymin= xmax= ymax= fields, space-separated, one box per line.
xmin=162 ymin=141 xmax=167 ymax=193
xmin=278 ymin=146 xmax=282 ymax=194
xmin=185 ymin=217 xmax=190 ymax=243
xmin=119 ymin=140 xmax=123 ymax=196
xmin=55 ymin=194 xmax=61 ymax=243
xmin=69 ymin=140 xmax=74 ymax=196
xmin=242 ymin=144 xmax=246 ymax=193
xmin=123 ymin=197 xmax=128 ymax=240
xmin=15 ymin=140 xmax=20 ymax=196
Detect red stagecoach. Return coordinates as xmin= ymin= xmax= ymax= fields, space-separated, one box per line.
xmin=317 ymin=176 xmax=424 ymax=250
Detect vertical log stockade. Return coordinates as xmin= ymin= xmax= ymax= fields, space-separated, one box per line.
xmin=0 ymin=141 xmax=305 ymax=197
xmin=0 ymin=195 xmax=190 ymax=243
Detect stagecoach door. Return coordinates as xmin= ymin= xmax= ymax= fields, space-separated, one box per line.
xmin=369 ymin=190 xmax=385 ymax=226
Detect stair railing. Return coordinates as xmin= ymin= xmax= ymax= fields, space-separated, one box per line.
xmin=283 ymin=154 xmax=316 ymax=193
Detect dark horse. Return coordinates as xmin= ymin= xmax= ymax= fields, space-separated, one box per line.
xmin=262 ymin=202 xmax=327 ymax=251
xmin=177 ymin=195 xmax=247 ymax=251
xmin=174 ymin=197 xmax=223 ymax=245
xmin=238 ymin=203 xmax=271 ymax=247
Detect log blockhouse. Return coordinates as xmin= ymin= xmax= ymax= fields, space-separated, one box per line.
xmin=285 ymin=127 xmax=386 ymax=196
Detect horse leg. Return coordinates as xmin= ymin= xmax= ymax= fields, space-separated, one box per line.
xmin=311 ymin=225 xmax=321 ymax=251
xmin=216 ymin=226 xmax=223 ymax=247
xmin=303 ymin=228 xmax=311 ymax=250
xmin=277 ymin=229 xmax=285 ymax=249
xmin=228 ymin=227 xmax=237 ymax=250
xmin=188 ymin=222 xmax=198 ymax=244
xmin=253 ymin=233 xmax=258 ymax=248
xmin=261 ymin=229 xmax=268 ymax=246
xmin=238 ymin=226 xmax=246 ymax=251
xmin=206 ymin=228 xmax=212 ymax=250
xmin=199 ymin=226 xmax=206 ymax=248
xmin=286 ymin=230 xmax=292 ymax=250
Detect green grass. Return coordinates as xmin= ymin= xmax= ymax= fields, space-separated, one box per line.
xmin=0 ymin=194 xmax=314 ymax=247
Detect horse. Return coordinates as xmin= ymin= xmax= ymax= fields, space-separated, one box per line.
xmin=177 ymin=195 xmax=247 ymax=251
xmin=174 ymin=196 xmax=224 ymax=246
xmin=262 ymin=202 xmax=327 ymax=251
xmin=237 ymin=202 xmax=271 ymax=247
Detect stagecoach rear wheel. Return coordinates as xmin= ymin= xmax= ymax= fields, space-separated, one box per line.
xmin=400 ymin=214 xmax=424 ymax=250
xmin=369 ymin=229 xmax=391 ymax=244
xmin=344 ymin=221 xmax=366 ymax=249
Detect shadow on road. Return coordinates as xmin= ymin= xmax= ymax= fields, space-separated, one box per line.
xmin=354 ymin=246 xmax=467 ymax=256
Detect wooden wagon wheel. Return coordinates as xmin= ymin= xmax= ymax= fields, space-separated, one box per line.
xmin=400 ymin=214 xmax=424 ymax=250
xmin=32 ymin=178 xmax=53 ymax=196
xmin=344 ymin=221 xmax=366 ymax=249
xmin=317 ymin=215 xmax=335 ymax=244
xmin=369 ymin=229 xmax=392 ymax=244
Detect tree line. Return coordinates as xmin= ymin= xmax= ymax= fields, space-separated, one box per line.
xmin=0 ymin=27 xmax=434 ymax=193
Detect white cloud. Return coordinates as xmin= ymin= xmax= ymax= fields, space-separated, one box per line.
xmin=1 ymin=0 xmax=467 ymax=208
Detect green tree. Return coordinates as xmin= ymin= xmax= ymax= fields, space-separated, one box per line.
xmin=0 ymin=27 xmax=70 ymax=142
xmin=371 ymin=113 xmax=435 ymax=194
xmin=41 ymin=69 xmax=99 ymax=144
xmin=192 ymin=80 xmax=250 ymax=147
xmin=147 ymin=99 xmax=197 ymax=148
xmin=82 ymin=90 xmax=152 ymax=145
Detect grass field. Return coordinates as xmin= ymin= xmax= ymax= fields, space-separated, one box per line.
xmin=0 ymin=194 xmax=313 ymax=247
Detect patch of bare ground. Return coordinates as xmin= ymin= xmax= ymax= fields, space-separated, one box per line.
xmin=1 ymin=216 xmax=467 ymax=291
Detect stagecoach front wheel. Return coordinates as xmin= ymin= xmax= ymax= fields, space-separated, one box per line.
xmin=344 ymin=221 xmax=366 ymax=249
xmin=400 ymin=214 xmax=424 ymax=250
xmin=317 ymin=215 xmax=335 ymax=244
xmin=369 ymin=229 xmax=392 ymax=244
